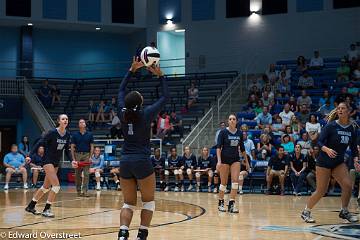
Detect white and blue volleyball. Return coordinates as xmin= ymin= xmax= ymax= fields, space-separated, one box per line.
xmin=140 ymin=46 xmax=160 ymax=67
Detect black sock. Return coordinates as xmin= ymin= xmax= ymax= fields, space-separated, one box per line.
xmin=118 ymin=229 xmax=129 ymax=238
xmin=218 ymin=199 xmax=224 ymax=205
xmin=137 ymin=229 xmax=148 ymax=240
xmin=28 ymin=200 xmax=37 ymax=209
xmin=43 ymin=203 xmax=51 ymax=212
xmin=229 ymin=200 xmax=235 ymax=206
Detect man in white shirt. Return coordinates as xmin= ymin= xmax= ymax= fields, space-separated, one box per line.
xmin=297 ymin=90 xmax=313 ymax=109
xmin=298 ymin=71 xmax=314 ymax=89
xmin=279 ymin=103 xmax=294 ymax=126
xmin=242 ymin=131 xmax=256 ymax=161
xmin=309 ymin=50 xmax=324 ymax=69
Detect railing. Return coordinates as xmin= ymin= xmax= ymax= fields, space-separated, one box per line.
xmin=0 ymin=79 xmax=24 ymax=96
xmin=24 ymin=80 xmax=55 ymax=132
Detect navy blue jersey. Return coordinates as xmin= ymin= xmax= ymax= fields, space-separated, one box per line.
xmin=197 ymin=156 xmax=212 ymax=169
xmin=317 ymin=121 xmax=358 ymax=168
xmin=118 ymin=71 xmax=169 ymax=158
xmin=31 ymin=128 xmax=72 ymax=165
xmin=268 ymin=155 xmax=289 ymax=171
xmin=217 ymin=128 xmax=245 ymax=162
xmin=290 ymin=153 xmax=307 ymax=172
xmin=30 ymin=153 xmax=44 ymax=166
xmin=182 ymin=154 xmax=197 ymax=168
xmin=150 ymin=155 xmax=165 ymax=168
xmin=166 ymin=156 xmax=183 ymax=168
xmin=306 ymin=155 xmax=317 ymax=171
xmin=71 ymin=131 xmax=94 ymax=152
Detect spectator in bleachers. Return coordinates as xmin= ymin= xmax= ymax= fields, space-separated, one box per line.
xmin=264 ymin=85 xmax=275 ymax=101
xmin=249 ymin=85 xmax=261 ymax=99
xmin=110 ymin=112 xmax=122 ymax=139
xmin=309 ymin=50 xmax=324 ymax=70
xmin=306 ymin=114 xmax=321 ymax=143
xmin=3 ymin=144 xmax=28 ymax=190
xmin=277 ymin=72 xmax=291 ymax=97
xmin=243 ymin=131 xmax=256 ymax=161
xmin=88 ymin=100 xmax=97 ymax=128
xmin=297 ymin=104 xmax=311 ymax=128
xmin=29 ymin=145 xmax=44 ymax=188
xmin=109 ymin=97 xmax=117 ymax=121
xmin=347 ymin=43 xmax=359 ymax=61
xmin=214 ymin=122 xmax=226 ymax=147
xmin=150 ymin=148 xmax=165 ymax=191
xmin=297 ymin=90 xmax=312 ymax=110
xmin=262 ymin=127 xmax=275 ymax=145
xmin=50 ymin=84 xmax=61 ymax=106
xmin=96 ymin=100 xmax=106 ymax=124
xmin=38 ymin=80 xmax=52 ymax=108
xmin=261 ymin=91 xmax=271 ymax=107
xmin=254 ymin=99 xmax=264 ymax=115
xmin=271 ymin=116 xmax=285 ymax=136
xmin=319 ymin=90 xmax=335 ymax=108
xmin=318 ymin=100 xmax=334 ymax=118
xmin=169 ymin=111 xmax=184 ymax=142
xmin=181 ymin=146 xmax=197 ymax=191
xmin=284 ymin=125 xmax=298 ymax=142
xmin=255 ymin=106 xmax=272 ymax=129
xmin=353 ymin=62 xmax=360 ymax=81
xmin=276 ymin=65 xmax=291 ymax=80
xmin=288 ymin=96 xmax=297 ymax=113
xmin=248 ymin=76 xmax=262 ymax=92
xmin=281 ymin=134 xmax=295 ymax=154
xmin=18 ymin=136 xmax=30 ymax=157
xmin=296 ymin=56 xmax=308 ymax=72
xmin=335 ymin=87 xmax=353 ymax=105
xmin=269 ymin=99 xmax=282 ymax=117
xmin=187 ymin=82 xmax=199 ymax=110
xmin=195 ymin=147 xmax=214 ymax=193
xmin=89 ymin=147 xmax=104 ymax=191
xmin=306 ymin=145 xmax=319 ymax=192
xmin=260 ymin=74 xmax=270 ymax=86
xmin=290 ymin=115 xmax=302 ymax=137
xmin=246 ymin=94 xmax=258 ymax=112
xmin=164 ymin=147 xmax=183 ymax=192
xmin=279 ymin=103 xmax=295 ymax=126
xmin=257 ymin=134 xmax=272 ymax=161
xmin=290 ymin=144 xmax=307 ymax=196
xmin=297 ymin=132 xmax=311 ymax=156
xmin=266 ymin=63 xmax=277 ymax=83
xmin=345 ymin=96 xmax=358 ymax=118
xmin=156 ymin=111 xmax=171 ymax=140
xmin=347 ymin=82 xmax=359 ymax=96
xmin=266 ymin=146 xmax=289 ymax=195
xmin=337 ymin=58 xmax=351 ymax=82
xmin=298 ymin=71 xmax=314 ymax=89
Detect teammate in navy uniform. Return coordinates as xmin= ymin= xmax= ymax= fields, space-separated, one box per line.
xmin=164 ymin=147 xmax=183 ymax=192
xmin=25 ymin=114 xmax=72 ymax=218
xmin=216 ymin=114 xmax=248 ymax=213
xmin=195 ymin=147 xmax=214 ymax=193
xmin=117 ymin=58 xmax=169 ymax=240
xmin=181 ymin=146 xmax=197 ymax=191
xmin=301 ymin=102 xmax=359 ymax=223
xmin=150 ymin=148 xmax=165 ymax=190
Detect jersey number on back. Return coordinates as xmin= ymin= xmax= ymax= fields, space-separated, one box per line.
xmin=128 ymin=124 xmax=134 ymax=135
xmin=340 ymin=135 xmax=349 ymax=144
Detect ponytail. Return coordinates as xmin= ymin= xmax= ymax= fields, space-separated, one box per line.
xmin=123 ymin=91 xmax=143 ymax=123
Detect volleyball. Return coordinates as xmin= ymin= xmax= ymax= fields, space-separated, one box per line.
xmin=140 ymin=46 xmax=160 ymax=67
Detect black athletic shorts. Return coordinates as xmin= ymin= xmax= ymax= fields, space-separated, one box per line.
xmin=221 ymin=158 xmax=240 ymax=165
xmin=120 ymin=156 xmax=154 ymax=180
xmin=42 ymin=160 xmax=60 ymax=168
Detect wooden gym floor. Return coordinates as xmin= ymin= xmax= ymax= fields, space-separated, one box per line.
xmin=0 ymin=188 xmax=359 ymax=240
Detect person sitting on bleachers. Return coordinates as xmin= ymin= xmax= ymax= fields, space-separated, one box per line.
xmin=254 ymin=99 xmax=264 ymax=116
xmin=169 ymin=111 xmax=184 ymax=142
xmin=337 ymin=58 xmax=351 ymax=82
xmin=297 ymin=104 xmax=310 ymax=129
xmin=248 ymin=76 xmax=262 ymax=91
xmin=305 ymin=114 xmax=321 ymax=144
xmin=181 ymin=146 xmax=197 ymax=191
xmin=290 ymin=115 xmax=302 ymax=137
xmin=276 ymin=65 xmax=291 ymax=80
xmin=262 ymin=126 xmax=275 ymax=145
xmin=249 ymin=85 xmax=262 ymax=99
xmin=284 ymin=125 xmax=299 ymax=142
xmin=3 ymin=144 xmax=28 ymax=190
xmin=29 ymin=145 xmax=45 ymax=188
xmin=246 ymin=94 xmax=258 ymax=112
xmin=279 ymin=103 xmax=295 ymax=126
xmin=164 ymin=147 xmax=183 ymax=192
xmin=281 ymin=134 xmax=294 ymax=155
xmin=243 ymin=131 xmax=256 ymax=161
xmin=288 ymin=96 xmax=297 ymax=113
xmin=353 ymin=62 xmax=360 ymax=81
xmin=255 ymin=106 xmax=272 ymax=129
xmin=271 ymin=116 xmax=285 ymax=136
xmin=261 ymin=91 xmax=271 ymax=107
xmin=89 ymin=147 xmax=104 ymax=191
xmin=306 ymin=145 xmax=319 ymax=192
xmin=150 ymin=148 xmax=165 ymax=190
xmin=263 ymin=85 xmax=275 ymax=101
xmin=296 ymin=56 xmax=308 ymax=72
xmin=289 ymin=144 xmax=307 ymax=196
xmin=187 ymin=82 xmax=199 ymax=110
xmin=18 ymin=135 xmax=30 ymax=157
xmin=195 ymin=147 xmax=214 ymax=193
xmin=96 ymin=100 xmax=106 ymax=124
xmin=257 ymin=134 xmax=272 ymax=161
xmin=277 ymin=72 xmax=291 ymax=97
xmin=266 ymin=63 xmax=277 ymax=83
xmin=297 ymin=132 xmax=312 ymax=156
xmin=346 ymin=43 xmax=359 ymax=62
xmin=318 ymin=100 xmax=334 ymax=118
xmin=318 ymin=90 xmax=335 ymax=108
xmin=309 ymin=50 xmax=324 ymax=70
xmin=156 ymin=111 xmax=171 ymax=140
xmin=297 ymin=90 xmax=312 ymax=111
xmin=38 ymin=80 xmax=52 ymax=108
xmin=266 ymin=146 xmax=289 ymax=195
xmin=298 ymin=71 xmax=314 ymax=89
xmin=109 ymin=112 xmax=122 ymax=139
xmin=50 ymin=83 xmax=61 ymax=106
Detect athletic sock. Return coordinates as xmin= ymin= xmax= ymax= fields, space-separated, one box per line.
xmin=28 ymin=198 xmax=37 ymax=209
xmin=137 ymin=228 xmax=148 ymax=240
xmin=197 ymin=182 xmax=201 ymax=187
xmin=118 ymin=225 xmax=129 ymax=239
xmin=43 ymin=201 xmax=51 ymax=212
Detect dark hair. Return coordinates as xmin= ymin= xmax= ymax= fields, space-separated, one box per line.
xmin=11 ymin=144 xmax=18 ymax=148
xmin=21 ymin=136 xmax=30 ymax=150
xmin=309 ymin=114 xmax=318 ymax=123
xmin=123 ymin=91 xmax=143 ymax=123
xmin=56 ymin=114 xmax=68 ymax=127
xmin=170 ymin=147 xmax=177 ymax=152
xmin=277 ymin=146 xmax=284 ymax=151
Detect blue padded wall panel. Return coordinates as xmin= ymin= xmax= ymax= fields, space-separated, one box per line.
xmin=43 ymin=0 xmax=67 ymax=20
xmin=78 ymin=0 xmax=101 ymax=22
xmin=192 ymin=0 xmax=215 ymax=21
xmin=297 ymin=0 xmax=323 ymax=12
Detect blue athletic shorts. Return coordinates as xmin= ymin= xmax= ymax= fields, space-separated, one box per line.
xmin=120 ymin=157 xmax=154 ymax=180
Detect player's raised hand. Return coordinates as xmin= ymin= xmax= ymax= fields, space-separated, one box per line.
xmin=130 ymin=56 xmax=144 ymax=72
xmin=147 ymin=65 xmax=163 ymax=77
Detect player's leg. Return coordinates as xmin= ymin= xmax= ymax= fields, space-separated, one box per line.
xmin=207 ymin=170 xmax=213 ymax=192
xmin=266 ymin=170 xmax=275 ymax=194
xmin=19 ymin=166 xmax=28 ymax=189
xmin=228 ymin=162 xmax=240 ymax=213
xmin=218 ymin=164 xmax=229 ymax=212
xmin=41 ymin=165 xmax=60 ymax=217
xmin=4 ymin=168 xmax=14 ymax=190
xmin=187 ymin=168 xmax=194 ymax=191
xmin=32 ymin=169 xmax=40 ymax=186
xmin=164 ymin=169 xmax=170 ymax=191
xmin=238 ymin=170 xmax=248 ymax=194
xmin=213 ymin=170 xmax=219 ymax=193
xmin=278 ymin=170 xmax=286 ymax=195
xmin=332 ymin=163 xmax=358 ymax=222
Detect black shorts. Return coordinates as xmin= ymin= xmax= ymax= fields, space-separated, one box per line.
xmin=221 ymin=158 xmax=240 ymax=165
xmin=42 ymin=160 xmax=60 ymax=168
xmin=120 ymin=159 xmax=154 ymax=180
xmin=240 ymin=164 xmax=248 ymax=172
xmin=316 ymin=158 xmax=344 ymax=169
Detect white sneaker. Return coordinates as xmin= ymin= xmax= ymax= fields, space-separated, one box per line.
xmin=4 ymin=184 xmax=9 ymax=190
xmin=213 ymin=188 xmax=218 ymax=193
xmin=24 ymin=183 xmax=29 ymax=189
xmin=196 ymin=186 xmax=200 ymax=192
xmin=238 ymin=190 xmax=243 ymax=195
xmin=96 ymin=185 xmax=101 ymax=191
xmin=174 ymin=186 xmax=179 ymax=192
xmin=180 ymin=185 xmax=185 ymax=192
xmin=187 ymin=185 xmax=193 ymax=191
xmin=42 ymin=209 xmax=55 ymax=218
xmin=208 ymin=186 xmax=212 ymax=193
xmin=164 ymin=186 xmax=169 ymax=192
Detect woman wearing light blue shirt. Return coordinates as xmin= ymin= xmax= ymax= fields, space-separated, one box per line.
xmin=89 ymin=147 xmax=104 ymax=191
xmin=18 ymin=136 xmax=30 ymax=157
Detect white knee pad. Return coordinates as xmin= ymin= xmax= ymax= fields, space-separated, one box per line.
xmin=81 ymin=171 xmax=84 ymax=178
xmin=239 ymin=175 xmax=244 ymax=181
xmin=186 ymin=169 xmax=192 ymax=175
xmin=178 ymin=169 xmax=183 ymax=175
xmin=122 ymin=203 xmax=136 ymax=211
xmin=40 ymin=186 xmax=50 ymax=193
xmin=164 ymin=170 xmax=169 ymax=176
xmin=208 ymin=170 xmax=214 ymax=178
xmin=142 ymin=201 xmax=155 ymax=212
xmin=195 ymin=172 xmax=201 ymax=178
xmin=51 ymin=185 xmax=61 ymax=194
xmin=231 ymin=182 xmax=239 ymax=190
xmin=174 ymin=169 xmax=179 ymax=175
xmin=95 ymin=171 xmax=101 ymax=178
xmin=219 ymin=184 xmax=227 ymax=192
